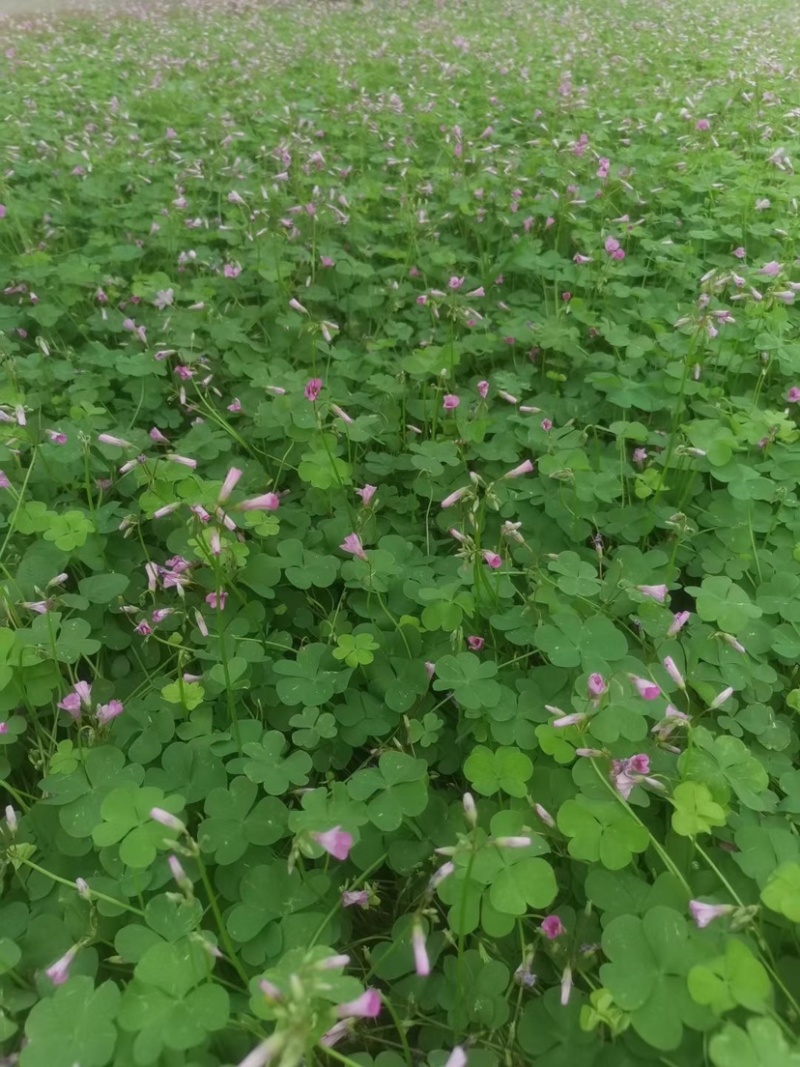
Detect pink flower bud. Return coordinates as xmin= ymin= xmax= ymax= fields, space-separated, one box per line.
xmin=312 ymin=826 xmax=353 ymax=861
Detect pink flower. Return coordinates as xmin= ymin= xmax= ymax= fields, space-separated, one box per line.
xmin=342 ymin=890 xmax=369 ymax=907
xmin=218 ymin=467 xmax=243 ymax=503
xmin=58 ymin=692 xmax=82 ymax=719
xmin=541 ymin=915 xmax=565 ymax=940
xmin=153 ymin=503 xmax=180 ymax=519
xmin=587 ymin=673 xmax=607 ymax=698
xmin=442 ymin=394 xmax=460 ymax=411
xmin=467 ymin=286 xmax=485 ymax=298
xmin=150 ymin=807 xmax=186 ymax=832
xmin=482 ymin=551 xmax=502 ymax=569
xmin=477 ymin=380 xmax=489 ymax=399
xmin=541 ymin=418 xmax=553 ymax=432
xmin=238 ymin=493 xmax=280 ymax=512
xmin=632 ymin=447 xmax=648 ymax=467
xmin=313 ymin=826 xmax=353 ymax=861
xmin=561 ymin=291 xmax=572 ymax=301
xmin=194 ymin=611 xmax=209 ymax=637
xmin=444 ymin=1049 xmax=467 ymax=1067
xmin=758 ymin=260 xmax=781 ymax=277
xmin=45 ymin=946 xmax=79 ymax=986
xmin=340 ymin=532 xmax=367 ymax=561
xmin=503 ymin=459 xmax=534 ymax=478
xmin=663 ymin=656 xmax=685 ymax=690
xmin=412 ymin=922 xmax=430 ymax=976
xmin=560 ymin=965 xmax=573 ymax=1006
xmin=604 ymin=237 xmax=621 ymax=255
xmin=96 ymin=700 xmax=124 ymax=725
xmin=441 ymin=486 xmax=469 ymax=509
xmin=206 ymin=591 xmax=227 ymax=611
xmin=573 ymin=252 xmax=593 ymax=265
xmin=448 ymin=276 xmax=464 ymax=290
xmin=787 ymin=387 xmax=800 ymax=403
xmin=149 ymin=427 xmax=170 ymax=445
xmin=0 ymin=471 xmax=9 ymax=490
xmin=330 ymin=404 xmax=354 ymax=424
xmin=223 ymin=264 xmax=241 ymax=278
xmin=356 ymin=485 xmax=377 ymax=506
xmin=305 ymin=378 xmax=323 ymax=402
xmin=320 ymin=255 xmax=335 ymax=268
xmin=635 ymin=583 xmax=668 ymax=602
xmin=289 ymin=298 xmax=308 ymax=314
xmin=733 ymin=246 xmax=746 ymax=259
xmin=466 ymin=635 xmax=484 ymax=651
xmin=46 ymin=430 xmax=67 ymax=445
xmin=630 ymin=675 xmax=661 ymax=700
xmin=695 ymin=118 xmax=710 ymax=131
xmin=0 ymin=205 xmax=5 ymax=219
xmin=227 ymin=398 xmax=243 ymax=413
xmin=709 ymin=686 xmax=734 ymax=710
xmin=98 ymin=433 xmax=132 ymax=449
xmin=167 ymin=454 xmax=197 ymax=469
xmin=336 ymin=990 xmax=381 ymax=1019
xmin=551 ymin=711 xmax=586 ymax=729
xmin=689 ymin=900 xmax=734 ymax=929
xmin=134 ymin=620 xmax=153 ymax=636
xmin=533 ymin=803 xmax=556 ymax=828
xmin=667 ymin=610 xmax=691 ymax=636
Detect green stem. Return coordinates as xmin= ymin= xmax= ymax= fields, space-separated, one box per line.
xmin=194 ymin=851 xmax=249 ymax=987
xmin=19 ymin=859 xmax=144 ymax=916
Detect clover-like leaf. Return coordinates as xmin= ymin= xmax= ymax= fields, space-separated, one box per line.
xmin=21 ymin=977 xmax=120 ymax=1067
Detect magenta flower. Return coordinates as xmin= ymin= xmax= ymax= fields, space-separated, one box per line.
xmin=604 ymin=237 xmax=621 ymax=255
xmin=412 ymin=922 xmax=430 ymax=976
xmin=340 ymin=533 xmax=367 ymax=561
xmin=0 ymin=205 xmax=5 ymax=219
xmin=635 ymin=583 xmax=668 ymax=602
xmin=0 ymin=722 xmax=7 ymax=735
xmin=448 ymin=276 xmax=464 ymax=290
xmin=503 ymin=459 xmax=534 ymax=478
xmin=134 ymin=620 xmax=153 ymax=636
xmin=733 ymin=246 xmax=746 ymax=259
xmin=587 ymin=672 xmax=607 ymax=698
xmin=206 ymin=591 xmax=227 ymax=611
xmin=541 ymin=915 xmax=565 ymax=940
xmin=149 ymin=427 xmax=170 ymax=445
xmin=630 ymin=675 xmax=661 ymax=700
xmin=356 ymin=485 xmax=377 ymax=507
xmin=46 ymin=430 xmax=67 ymax=445
xmin=312 ymin=826 xmax=353 ymax=861
xmin=239 ymin=493 xmax=280 ymax=511
xmin=541 ymin=418 xmax=553 ymax=431
xmin=45 ymin=946 xmax=79 ymax=986
xmin=787 ymin=387 xmax=800 ymax=403
xmin=0 ymin=471 xmax=10 ymax=490
xmin=442 ymin=394 xmax=460 ymax=411
xmin=223 ymin=264 xmax=241 ymax=279
xmin=467 ymin=635 xmax=485 ymax=651
xmin=482 ymin=551 xmax=502 ymax=569
xmin=305 ymin=378 xmax=323 ymax=402
xmin=58 ymin=692 xmax=82 ymax=719
xmin=342 ymin=890 xmax=369 ymax=907
xmin=320 ymin=255 xmax=335 ymax=268
xmin=336 ymin=990 xmax=381 ymax=1019
xmin=695 ymin=118 xmax=710 ymax=131
xmin=153 ymin=503 xmax=180 ymax=519
xmin=550 ymin=709 xmax=586 ymax=729
xmin=689 ymin=900 xmax=735 ymax=929
xmin=632 ymin=447 xmax=648 ymax=467
xmin=477 ymin=380 xmax=489 ymax=399
xmin=96 ymin=700 xmax=124 ymax=725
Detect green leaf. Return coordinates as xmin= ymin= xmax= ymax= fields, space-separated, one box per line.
xmin=463 ymin=745 xmax=533 ymax=797
xmin=760 ymin=862 xmax=800 ymax=921
xmin=21 ymin=977 xmax=120 ymax=1067
xmin=671 ymin=781 xmax=728 ymax=837
xmin=688 ymin=939 xmax=771 ymax=1015
xmin=489 ymin=857 xmax=557 ymax=915
xmin=687 ymin=576 xmax=762 ymax=633
xmin=78 ymin=572 xmax=130 ymax=604
xmin=558 ymin=796 xmax=650 ymax=869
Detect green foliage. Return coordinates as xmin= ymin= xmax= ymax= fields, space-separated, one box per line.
xmin=1 ymin=0 xmax=799 ymax=1064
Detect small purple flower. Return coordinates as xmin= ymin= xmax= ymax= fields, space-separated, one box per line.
xmin=45 ymin=946 xmax=79 ymax=986
xmin=340 ymin=533 xmax=367 ymax=561
xmin=466 ymin=635 xmax=484 ymax=651
xmin=541 ymin=915 xmax=565 ymax=940
xmin=336 ymin=989 xmax=381 ymax=1019
xmin=635 ymin=583 xmax=668 ymax=602
xmin=587 ymin=672 xmax=607 ymax=698
xmin=150 ymin=807 xmax=186 ymax=833
xmin=305 ymin=378 xmax=323 ymax=402
xmin=442 ymin=394 xmax=460 ymax=411
xmin=689 ymin=900 xmax=734 ymax=928
xmin=412 ymin=922 xmax=430 ymax=976
xmin=342 ymin=889 xmax=369 ymax=908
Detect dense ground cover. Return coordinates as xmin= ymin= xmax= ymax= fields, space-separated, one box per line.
xmin=1 ymin=0 xmax=800 ymax=1063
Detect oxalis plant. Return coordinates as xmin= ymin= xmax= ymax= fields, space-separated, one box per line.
xmin=1 ymin=0 xmax=800 ymax=1064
